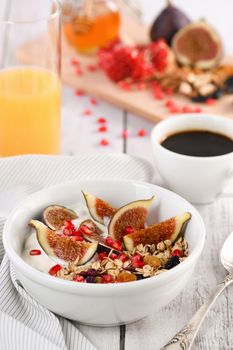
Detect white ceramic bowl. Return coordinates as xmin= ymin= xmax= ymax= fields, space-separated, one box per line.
xmin=3 ymin=179 xmax=205 ymax=326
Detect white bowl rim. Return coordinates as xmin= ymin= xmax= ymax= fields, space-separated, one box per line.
xmin=151 ymin=113 xmax=233 ymax=162
xmin=3 ymin=179 xmax=206 ymax=295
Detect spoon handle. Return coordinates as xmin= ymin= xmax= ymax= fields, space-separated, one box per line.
xmin=161 ymin=274 xmax=233 ymax=350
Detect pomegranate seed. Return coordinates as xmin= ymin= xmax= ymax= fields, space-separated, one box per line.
xmin=98 ymin=125 xmax=107 ymax=132
xmin=82 ymin=109 xmax=92 ymax=116
xmin=117 ymin=81 xmax=132 ymax=91
xmin=193 ymin=107 xmax=202 ymax=113
xmin=170 ymin=106 xmax=182 ymax=114
xmin=112 ymin=240 xmax=123 ymax=251
xmin=75 ymin=236 xmax=84 ymax=241
xmin=90 ymin=97 xmax=98 ymax=105
xmin=165 ymin=99 xmax=176 ymax=108
xmin=74 ymin=275 xmax=86 ymax=283
xmin=110 ymin=253 xmax=119 ymax=260
xmin=131 ymin=253 xmax=144 ymax=268
xmin=49 ymin=264 xmax=62 ymax=276
xmin=182 ymin=105 xmax=193 ymax=113
xmin=98 ymin=251 xmax=108 ymax=261
xmin=124 ymin=226 xmax=134 ymax=234
xmin=65 ymin=220 xmax=75 ymax=229
xmin=118 ymin=253 xmax=128 ymax=262
xmin=76 ymin=68 xmax=83 ymax=76
xmin=86 ymin=64 xmax=98 ymax=72
xmin=105 ymin=236 xmax=113 ymax=246
xmin=70 ymin=58 xmax=80 ymax=66
xmin=137 ymin=129 xmax=146 ymax=137
xmin=100 ymin=138 xmax=109 ymax=146
xmin=122 ymin=129 xmax=130 ymax=139
xmin=80 ymin=224 xmax=93 ymax=235
xmin=172 ymin=249 xmax=182 ymax=257
xmin=97 ymin=117 xmax=107 ymax=124
xmin=137 ymin=82 xmax=147 ymax=91
xmin=63 ymin=228 xmax=74 ymax=236
xmin=206 ymin=98 xmax=216 ymax=105
xmin=75 ymin=89 xmax=84 ymax=96
xmin=154 ymin=91 xmax=164 ymax=100
xmin=63 ymin=220 xmax=75 ymax=236
xmin=29 ymin=249 xmax=41 ymax=256
xmin=102 ymin=274 xmax=114 ymax=283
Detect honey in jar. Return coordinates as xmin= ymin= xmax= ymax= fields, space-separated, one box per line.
xmin=62 ymin=0 xmax=120 ymax=53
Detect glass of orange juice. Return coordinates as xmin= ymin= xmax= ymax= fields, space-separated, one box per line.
xmin=0 ymin=0 xmax=61 ymax=156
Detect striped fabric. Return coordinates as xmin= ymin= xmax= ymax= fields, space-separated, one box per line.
xmin=0 ymin=154 xmax=153 ymax=350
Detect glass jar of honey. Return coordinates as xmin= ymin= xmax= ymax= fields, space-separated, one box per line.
xmin=62 ymin=0 xmax=121 ymax=53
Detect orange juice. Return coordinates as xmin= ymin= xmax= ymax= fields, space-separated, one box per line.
xmin=0 ymin=67 xmax=61 ymax=156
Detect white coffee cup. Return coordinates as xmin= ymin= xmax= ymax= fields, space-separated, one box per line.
xmin=151 ymin=114 xmax=233 ymax=204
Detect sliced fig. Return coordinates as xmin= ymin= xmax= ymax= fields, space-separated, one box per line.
xmin=108 ymin=196 xmax=155 ymax=242
xmin=80 ymin=220 xmax=122 ymax=253
xmin=150 ymin=0 xmax=190 ymax=45
xmin=43 ymin=205 xmax=77 ymax=230
xmin=80 ymin=219 xmax=106 ymax=243
xmin=172 ymin=20 xmax=223 ymax=69
xmin=29 ymin=220 xmax=98 ymax=264
xmin=82 ymin=191 xmax=116 ymax=224
xmin=123 ymin=212 xmax=191 ymax=252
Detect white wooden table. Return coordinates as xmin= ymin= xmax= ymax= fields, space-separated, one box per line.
xmin=3 ymin=1 xmax=233 ymax=348
xmin=61 ymin=2 xmax=233 ymax=348
xmin=61 ymin=85 xmax=233 ymax=350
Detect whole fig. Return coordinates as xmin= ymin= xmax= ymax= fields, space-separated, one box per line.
xmin=150 ymin=0 xmax=190 ymax=45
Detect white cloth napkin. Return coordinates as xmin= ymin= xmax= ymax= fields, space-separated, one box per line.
xmin=0 ymin=154 xmax=154 ymax=350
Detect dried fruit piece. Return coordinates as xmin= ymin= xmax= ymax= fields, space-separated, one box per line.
xmin=164 ymin=255 xmax=180 ymax=269
xmin=108 ymin=196 xmax=155 ymax=241
xmin=172 ymin=20 xmax=223 ymax=69
xmin=43 ymin=205 xmax=77 ymax=230
xmin=150 ymin=1 xmax=190 ymax=45
xmin=29 ymin=220 xmax=98 ymax=264
xmin=82 ymin=191 xmax=116 ymax=224
xmin=117 ymin=271 xmax=137 ymax=282
xmin=123 ymin=212 xmax=191 ymax=252
xmin=143 ymin=255 xmax=161 ymax=268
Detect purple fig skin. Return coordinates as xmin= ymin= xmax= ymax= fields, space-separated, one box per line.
xmin=150 ymin=4 xmax=191 ymax=45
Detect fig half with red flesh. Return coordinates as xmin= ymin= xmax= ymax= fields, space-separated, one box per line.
xmin=123 ymin=212 xmax=191 ymax=252
xmin=30 ymin=220 xmax=98 ymax=264
xmin=108 ymin=196 xmax=155 ymax=242
xmin=172 ymin=21 xmax=223 ymax=69
xmin=82 ymin=191 xmax=116 ymax=224
xmin=43 ymin=205 xmax=77 ymax=230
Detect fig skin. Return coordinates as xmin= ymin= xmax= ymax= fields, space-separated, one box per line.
xmin=172 ymin=20 xmax=223 ymax=69
xmin=150 ymin=1 xmax=191 ymax=45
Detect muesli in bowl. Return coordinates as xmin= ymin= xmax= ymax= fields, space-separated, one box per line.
xmin=26 ymin=191 xmax=191 ymax=283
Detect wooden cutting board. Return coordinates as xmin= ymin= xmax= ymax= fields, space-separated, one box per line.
xmin=17 ymin=13 xmax=233 ymax=122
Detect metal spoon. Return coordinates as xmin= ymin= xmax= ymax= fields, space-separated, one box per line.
xmin=161 ymin=231 xmax=233 ymax=350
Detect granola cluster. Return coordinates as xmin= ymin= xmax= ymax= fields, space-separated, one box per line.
xmin=56 ymin=237 xmax=189 ymax=283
